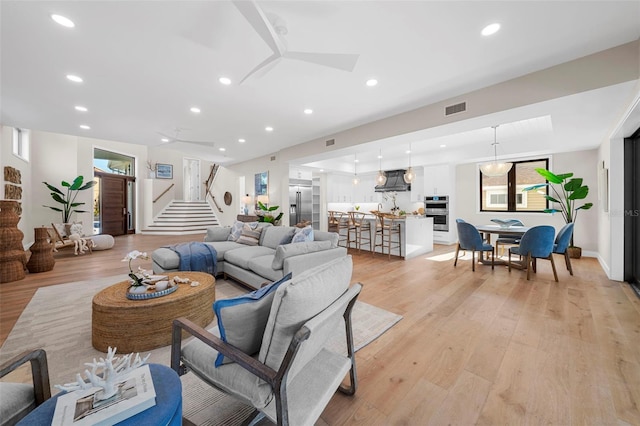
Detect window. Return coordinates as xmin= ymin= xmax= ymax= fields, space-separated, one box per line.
xmin=12 ymin=128 xmax=30 ymax=161
xmin=480 ymin=158 xmax=549 ymax=212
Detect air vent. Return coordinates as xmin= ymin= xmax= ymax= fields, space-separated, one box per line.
xmin=325 ymin=139 xmax=335 ymax=147
xmin=270 ymin=155 xmax=276 ymax=161
xmin=445 ymin=102 xmax=466 ymax=116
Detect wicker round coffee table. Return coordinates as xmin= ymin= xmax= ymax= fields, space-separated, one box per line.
xmin=92 ymin=272 xmax=215 ymax=352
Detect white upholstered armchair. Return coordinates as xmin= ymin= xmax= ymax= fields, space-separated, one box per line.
xmin=171 ymin=256 xmax=360 ymax=425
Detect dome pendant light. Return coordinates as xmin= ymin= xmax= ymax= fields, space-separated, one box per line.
xmin=403 ymin=143 xmax=414 ymax=184
xmin=376 ymin=149 xmax=387 ymax=185
xmin=353 ymin=153 xmax=359 ymax=185
xmin=480 ymin=125 xmax=513 ymax=177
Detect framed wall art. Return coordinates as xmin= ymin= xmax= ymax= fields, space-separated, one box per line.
xmin=156 ymin=163 xmax=173 ymax=179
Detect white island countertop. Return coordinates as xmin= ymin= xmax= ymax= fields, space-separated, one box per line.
xmin=358 ymin=215 xmax=433 ymax=259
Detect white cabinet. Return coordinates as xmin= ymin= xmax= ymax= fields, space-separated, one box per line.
xmin=410 ymin=166 xmax=424 ymax=202
xmin=424 ymin=165 xmax=451 ymax=196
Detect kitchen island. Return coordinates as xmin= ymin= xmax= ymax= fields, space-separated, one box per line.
xmin=341 ymin=214 xmax=433 ymax=259
xmin=371 ymin=215 xmax=433 ymax=259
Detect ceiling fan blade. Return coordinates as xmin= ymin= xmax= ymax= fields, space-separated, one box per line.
xmin=239 ymin=53 xmax=282 ymax=84
xmin=283 ymin=51 xmax=359 ymax=72
xmin=233 ymin=0 xmax=285 ymax=55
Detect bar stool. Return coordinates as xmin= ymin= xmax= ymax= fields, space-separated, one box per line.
xmin=348 ymin=211 xmax=372 ymax=252
xmin=328 ymin=211 xmax=350 ymax=247
xmin=373 ymin=213 xmax=402 ymax=259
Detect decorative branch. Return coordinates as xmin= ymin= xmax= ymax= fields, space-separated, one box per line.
xmin=55 ymin=347 xmax=150 ymax=400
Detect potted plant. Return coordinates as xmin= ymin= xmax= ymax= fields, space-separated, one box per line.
xmin=43 ymin=175 xmax=97 ymax=234
xmin=256 ymin=201 xmax=283 ymax=224
xmin=523 ymin=168 xmax=593 ymax=258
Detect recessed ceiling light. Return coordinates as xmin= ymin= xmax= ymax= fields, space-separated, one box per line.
xmin=66 ymin=74 xmax=83 ymax=83
xmin=304 ymin=108 xmax=313 ymax=115
xmin=377 ymin=155 xmax=383 ymax=159
xmin=219 ymin=147 xmax=226 ymax=152
xmin=238 ymin=138 xmax=246 ymax=143
xmin=161 ymin=138 xmax=170 ymax=142
xmin=51 ymin=14 xmax=74 ymax=28
xmin=440 ymin=144 xmax=447 ymax=148
xmin=319 ymin=169 xmax=324 ymax=172
xmin=219 ymin=77 xmax=231 ymax=85
xmin=481 ymin=23 xmax=501 ymax=36
xmin=190 ymin=107 xmax=201 ymax=113
xmin=265 ymin=126 xmax=274 ymax=132
xmin=79 ymin=124 xmax=90 ymax=130
xmin=74 ymin=105 xmax=88 ymax=112
xmin=366 ymin=79 xmax=378 ymax=87
xmin=405 ymin=150 xmax=411 ymax=154
xmin=354 ymin=159 xmax=359 ymax=163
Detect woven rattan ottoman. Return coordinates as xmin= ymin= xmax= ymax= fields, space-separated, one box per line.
xmin=92 ymin=272 xmax=215 ymax=352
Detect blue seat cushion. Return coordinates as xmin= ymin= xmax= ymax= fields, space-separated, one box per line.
xmin=481 ymin=243 xmax=493 ymax=251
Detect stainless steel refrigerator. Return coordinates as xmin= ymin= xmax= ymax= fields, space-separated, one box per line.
xmin=289 ymin=180 xmax=313 ymax=225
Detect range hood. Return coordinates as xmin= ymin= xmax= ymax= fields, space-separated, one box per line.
xmin=374 ymin=169 xmax=412 ymax=192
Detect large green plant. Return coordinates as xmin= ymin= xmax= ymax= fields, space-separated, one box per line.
xmin=256 ymin=201 xmax=283 ymax=223
xmin=523 ymin=168 xmax=593 ymax=246
xmin=43 ymin=176 xmax=97 ymax=223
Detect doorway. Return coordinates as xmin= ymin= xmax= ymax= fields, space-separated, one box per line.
xmin=624 ymin=126 xmax=640 ymax=297
xmin=184 ymin=158 xmax=201 ymax=201
xmin=93 ymin=149 xmax=136 ymax=236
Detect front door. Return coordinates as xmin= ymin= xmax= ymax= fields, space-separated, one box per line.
xmin=100 ymin=174 xmax=128 ymax=236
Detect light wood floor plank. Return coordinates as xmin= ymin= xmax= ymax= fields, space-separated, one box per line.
xmin=2 ymin=236 xmax=640 ymax=425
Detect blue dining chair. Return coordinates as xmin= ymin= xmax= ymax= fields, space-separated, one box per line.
xmin=454 ymin=221 xmax=494 ymax=271
xmin=494 ymin=219 xmax=524 ymax=258
xmin=553 ymin=223 xmax=575 ymax=275
xmin=508 ymin=225 xmax=558 ymax=281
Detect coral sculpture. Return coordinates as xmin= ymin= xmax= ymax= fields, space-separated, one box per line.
xmin=55 ymin=347 xmax=150 ymax=400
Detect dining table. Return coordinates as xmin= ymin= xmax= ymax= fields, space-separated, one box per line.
xmin=475 ymin=224 xmax=531 ymax=265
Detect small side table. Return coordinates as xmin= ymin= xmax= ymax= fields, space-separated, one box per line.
xmin=17 ymin=364 xmax=182 ymax=425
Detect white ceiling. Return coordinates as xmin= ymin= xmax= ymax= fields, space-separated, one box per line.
xmin=2 ymin=1 xmax=640 ymax=171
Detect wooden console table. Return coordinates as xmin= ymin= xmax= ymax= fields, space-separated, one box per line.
xmin=92 ymin=272 xmax=215 ymax=352
xmin=236 ymin=214 xmax=259 ymax=222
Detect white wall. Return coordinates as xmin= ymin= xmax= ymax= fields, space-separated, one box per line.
xmin=227 ymin=155 xmax=289 ymax=226
xmin=454 ymin=149 xmax=599 ymax=254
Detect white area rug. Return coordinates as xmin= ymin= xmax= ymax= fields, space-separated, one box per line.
xmin=0 ymin=275 xmax=402 ymax=425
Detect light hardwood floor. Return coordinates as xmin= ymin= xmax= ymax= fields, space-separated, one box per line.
xmin=2 ymin=233 xmax=639 ymax=425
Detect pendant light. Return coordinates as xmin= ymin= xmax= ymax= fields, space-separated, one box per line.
xmin=403 ymin=143 xmax=414 ymax=183
xmin=376 ymin=150 xmax=387 ymax=185
xmin=480 ymin=125 xmax=513 ymax=177
xmin=352 ymin=153 xmax=359 ymax=185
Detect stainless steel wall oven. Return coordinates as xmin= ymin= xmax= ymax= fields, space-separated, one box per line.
xmin=424 ymin=195 xmax=449 ymax=231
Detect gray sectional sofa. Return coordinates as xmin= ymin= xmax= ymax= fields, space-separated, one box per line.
xmin=151 ymin=224 xmax=347 ymax=290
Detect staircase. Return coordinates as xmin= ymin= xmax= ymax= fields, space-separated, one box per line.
xmin=141 ymin=200 xmax=220 ymax=235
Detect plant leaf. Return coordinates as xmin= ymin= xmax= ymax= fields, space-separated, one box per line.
xmin=544 ymin=195 xmax=561 ymax=203
xmin=70 ymin=176 xmax=84 ymax=190
xmin=576 ymin=203 xmax=593 ymax=210
xmin=522 ymin=183 xmax=548 ymax=192
xmin=535 ymin=168 xmax=563 ymax=184
xmin=564 ymin=178 xmax=583 ymax=192
xmin=568 ymin=186 xmax=589 ymax=200
xmin=43 ymin=182 xmax=64 ymax=196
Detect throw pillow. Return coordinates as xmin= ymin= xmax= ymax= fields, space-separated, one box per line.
xmin=69 ymin=222 xmax=84 ymax=237
xmin=213 ymin=272 xmax=293 ymax=367
xmin=291 ymin=225 xmax=314 ymax=243
xmin=227 ymin=221 xmax=246 ymax=242
xmin=236 ymin=224 xmax=263 ymax=246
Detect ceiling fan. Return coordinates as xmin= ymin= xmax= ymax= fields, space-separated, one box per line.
xmin=157 ymin=128 xmax=216 ymax=147
xmin=233 ymin=0 xmax=360 ymax=84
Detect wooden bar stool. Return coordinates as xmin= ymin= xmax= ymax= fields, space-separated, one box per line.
xmin=328 ymin=211 xmax=350 ymax=247
xmin=348 ymin=211 xmax=372 ymax=252
xmin=373 ymin=213 xmax=402 ymax=259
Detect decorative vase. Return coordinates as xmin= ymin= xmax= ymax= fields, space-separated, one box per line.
xmin=26 ymin=227 xmax=55 ymax=273
xmin=567 ymin=246 xmax=582 ymax=259
xmin=0 ymin=200 xmax=27 ymax=282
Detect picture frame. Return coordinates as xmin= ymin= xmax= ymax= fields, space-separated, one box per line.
xmin=156 ymin=163 xmax=173 ymax=179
